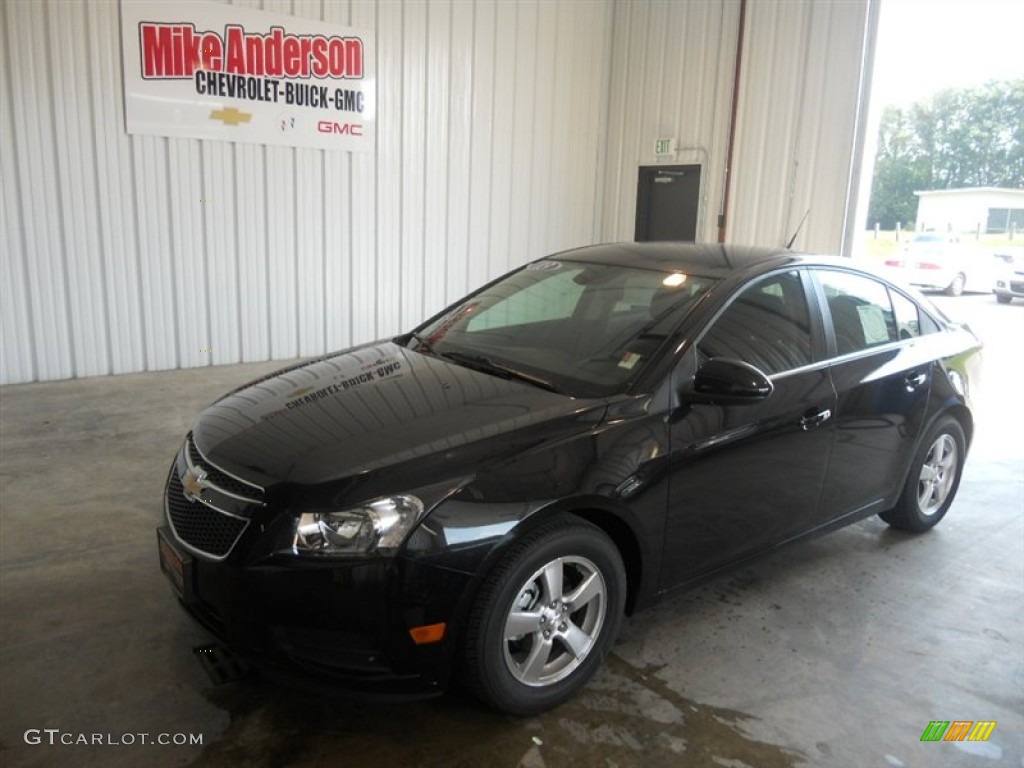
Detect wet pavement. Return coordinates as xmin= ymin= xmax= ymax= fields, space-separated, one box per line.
xmin=1 ymin=293 xmax=1021 ymax=768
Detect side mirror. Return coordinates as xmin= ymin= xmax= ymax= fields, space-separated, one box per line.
xmin=687 ymin=358 xmax=773 ymax=404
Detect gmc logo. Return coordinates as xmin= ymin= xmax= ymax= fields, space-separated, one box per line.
xmin=317 ymin=121 xmax=363 ymax=136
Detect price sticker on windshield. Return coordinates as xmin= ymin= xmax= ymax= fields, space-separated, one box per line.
xmin=618 ymin=352 xmax=642 ymax=369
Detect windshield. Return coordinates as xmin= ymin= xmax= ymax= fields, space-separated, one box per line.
xmin=406 ymin=260 xmax=717 ymax=397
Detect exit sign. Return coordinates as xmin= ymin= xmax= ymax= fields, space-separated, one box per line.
xmin=654 ymin=138 xmax=674 ymax=155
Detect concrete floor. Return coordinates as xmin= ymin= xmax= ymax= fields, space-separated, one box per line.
xmin=1 ymin=294 xmax=1021 ymax=768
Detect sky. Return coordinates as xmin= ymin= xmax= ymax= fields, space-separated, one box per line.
xmin=853 ymin=0 xmax=1024 ymax=235
xmin=871 ymin=0 xmax=1024 ymax=108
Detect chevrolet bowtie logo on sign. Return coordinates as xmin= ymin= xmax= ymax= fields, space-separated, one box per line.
xmin=920 ymin=720 xmax=997 ymax=742
xmin=210 ymin=107 xmax=252 ymax=126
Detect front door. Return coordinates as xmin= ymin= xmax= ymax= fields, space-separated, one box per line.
xmin=660 ymin=269 xmax=836 ymax=588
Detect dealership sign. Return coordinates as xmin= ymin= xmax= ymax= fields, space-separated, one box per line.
xmin=120 ymin=0 xmax=374 ymax=152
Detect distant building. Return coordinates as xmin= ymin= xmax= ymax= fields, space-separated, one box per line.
xmin=915 ymin=187 xmax=1024 ymax=234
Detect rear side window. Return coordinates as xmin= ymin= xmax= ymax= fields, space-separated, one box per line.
xmin=890 ymin=290 xmax=923 ymax=340
xmin=818 ymin=271 xmax=898 ymax=354
xmin=699 ymin=270 xmax=812 ymax=375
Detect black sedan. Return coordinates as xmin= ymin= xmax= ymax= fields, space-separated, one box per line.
xmin=157 ymin=243 xmax=981 ymax=715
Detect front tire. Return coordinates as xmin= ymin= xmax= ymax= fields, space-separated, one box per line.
xmin=461 ymin=515 xmax=626 ymax=715
xmin=880 ymin=416 xmax=966 ymax=532
xmin=996 ymin=293 xmax=1013 ymax=304
xmin=944 ymin=273 xmax=966 ymax=296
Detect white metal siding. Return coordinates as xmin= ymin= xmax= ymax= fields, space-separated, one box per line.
xmin=600 ymin=0 xmax=741 ymax=244
xmin=600 ymin=0 xmax=873 ymax=255
xmin=0 ymin=0 xmax=612 ymax=384
xmin=727 ymin=0 xmax=873 ymax=254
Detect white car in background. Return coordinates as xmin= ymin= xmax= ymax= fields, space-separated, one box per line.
xmin=883 ymin=232 xmax=993 ymax=296
xmin=993 ymin=248 xmax=1024 ymax=304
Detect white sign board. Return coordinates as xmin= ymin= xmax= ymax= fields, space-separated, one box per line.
xmin=120 ymin=0 xmax=375 ymax=152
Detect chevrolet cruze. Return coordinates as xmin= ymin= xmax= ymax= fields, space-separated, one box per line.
xmin=158 ymin=243 xmax=981 ymax=714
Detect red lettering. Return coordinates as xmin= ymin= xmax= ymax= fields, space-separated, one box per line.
xmin=317 ymin=121 xmax=364 ymax=137
xmin=245 ymin=35 xmax=264 ymax=76
xmin=327 ymin=39 xmax=346 ymax=76
xmin=201 ymin=34 xmax=222 ymax=71
xmin=282 ymin=37 xmax=300 ymax=77
xmin=140 ymin=24 xmax=226 ymax=78
xmin=140 ymin=24 xmax=175 ymax=77
xmin=225 ymin=26 xmax=246 ymax=74
xmin=147 ymin=26 xmax=363 ymax=80
xmin=345 ymin=38 xmax=363 ymax=78
xmin=311 ymin=38 xmax=328 ymax=77
xmin=299 ymin=37 xmax=313 ymax=77
xmin=184 ymin=27 xmax=203 ymax=75
xmin=171 ymin=27 xmax=185 ymax=76
xmin=264 ymin=27 xmax=283 ymax=76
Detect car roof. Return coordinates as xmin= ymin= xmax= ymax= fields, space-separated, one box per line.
xmin=550 ymin=242 xmax=801 ymax=277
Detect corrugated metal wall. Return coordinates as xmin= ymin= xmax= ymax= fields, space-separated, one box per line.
xmin=1 ymin=0 xmax=875 ymax=386
xmin=600 ymin=0 xmax=740 ymax=244
xmin=599 ymin=0 xmax=874 ymax=255
xmin=0 ymin=0 xmax=612 ymax=385
xmin=727 ymin=0 xmax=875 ymax=254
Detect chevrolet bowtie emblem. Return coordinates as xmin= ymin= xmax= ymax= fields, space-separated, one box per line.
xmin=210 ymin=107 xmax=252 ymax=126
xmin=181 ymin=466 xmax=209 ymax=502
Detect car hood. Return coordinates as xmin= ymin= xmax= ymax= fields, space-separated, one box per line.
xmin=192 ymin=341 xmax=607 ymax=488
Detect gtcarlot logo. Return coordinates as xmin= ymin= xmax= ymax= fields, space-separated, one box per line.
xmin=24 ymin=729 xmax=203 ymax=746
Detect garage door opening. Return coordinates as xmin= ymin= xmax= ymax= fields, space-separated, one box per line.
xmin=851 ymin=0 xmax=1024 ymax=263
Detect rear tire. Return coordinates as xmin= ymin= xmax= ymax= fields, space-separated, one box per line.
xmin=461 ymin=515 xmax=626 ymax=715
xmin=880 ymin=416 xmax=965 ymax=532
xmin=944 ymin=273 xmax=965 ymax=296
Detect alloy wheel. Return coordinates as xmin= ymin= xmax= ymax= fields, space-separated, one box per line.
xmin=917 ymin=434 xmax=958 ymax=516
xmin=502 ymin=556 xmax=606 ymax=687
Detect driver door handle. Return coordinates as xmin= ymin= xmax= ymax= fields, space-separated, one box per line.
xmin=800 ymin=407 xmax=832 ymax=431
xmin=905 ymin=371 xmax=927 ymax=391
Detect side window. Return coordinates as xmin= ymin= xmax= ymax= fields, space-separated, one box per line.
xmin=467 ymin=267 xmax=585 ymax=331
xmin=890 ymin=290 xmax=922 ymax=340
xmin=699 ymin=271 xmax=812 ymax=375
xmin=919 ymin=311 xmax=941 ymax=335
xmin=819 ymin=271 xmax=898 ymax=354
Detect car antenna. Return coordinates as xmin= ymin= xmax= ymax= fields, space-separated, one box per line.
xmin=785 ymin=209 xmax=811 ymax=250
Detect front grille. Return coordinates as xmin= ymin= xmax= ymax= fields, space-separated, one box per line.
xmin=186 ymin=435 xmax=264 ymax=502
xmin=1010 ymin=281 xmax=1024 ymax=294
xmin=167 ymin=470 xmax=249 ymax=558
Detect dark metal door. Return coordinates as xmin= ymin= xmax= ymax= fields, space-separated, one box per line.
xmin=635 ymin=165 xmax=701 ymax=242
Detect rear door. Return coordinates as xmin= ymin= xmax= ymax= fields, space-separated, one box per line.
xmin=811 ymin=268 xmax=936 ymax=519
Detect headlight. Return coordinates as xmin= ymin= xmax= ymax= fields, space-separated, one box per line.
xmin=292 ymin=494 xmax=424 ymax=555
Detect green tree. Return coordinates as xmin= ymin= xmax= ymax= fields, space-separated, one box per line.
xmin=866 ymin=79 xmax=1024 ymax=229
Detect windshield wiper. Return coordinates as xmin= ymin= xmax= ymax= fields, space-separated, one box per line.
xmin=438 ymin=351 xmax=563 ymax=394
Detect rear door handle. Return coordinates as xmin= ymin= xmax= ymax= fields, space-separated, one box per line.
xmin=904 ymin=371 xmax=928 ymax=391
xmin=799 ymin=407 xmax=832 ymax=430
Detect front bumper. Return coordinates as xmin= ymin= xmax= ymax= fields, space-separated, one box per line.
xmin=994 ymin=277 xmax=1024 ymax=299
xmin=157 ymin=523 xmax=476 ymax=698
